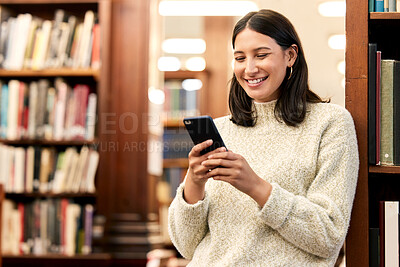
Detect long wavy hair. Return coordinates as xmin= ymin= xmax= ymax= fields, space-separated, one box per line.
xmin=229 ymin=9 xmax=327 ymax=127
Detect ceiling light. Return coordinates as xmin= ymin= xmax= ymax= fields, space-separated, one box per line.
xmin=159 ymin=1 xmax=258 ymax=16
xmin=148 ymin=87 xmax=165 ymax=105
xmin=337 ymin=61 xmax=345 ymax=75
xmin=185 ymin=57 xmax=206 ymax=71
xmin=182 ymin=79 xmax=203 ymax=91
xmin=158 ymin=57 xmax=181 ymax=71
xmin=162 ymin=38 xmax=206 ymax=54
xmin=318 ymin=1 xmax=346 ymax=17
xmin=328 ymin=34 xmax=345 ymax=50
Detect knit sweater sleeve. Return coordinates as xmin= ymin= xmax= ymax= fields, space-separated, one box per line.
xmin=168 ymin=181 xmax=210 ymax=259
xmin=258 ymin=108 xmax=359 ymax=259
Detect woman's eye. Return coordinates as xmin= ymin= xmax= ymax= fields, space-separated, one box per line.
xmin=257 ymin=54 xmax=268 ymax=58
xmin=235 ymin=57 xmax=245 ymax=62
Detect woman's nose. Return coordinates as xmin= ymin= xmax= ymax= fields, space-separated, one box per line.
xmin=245 ymin=60 xmax=258 ymax=74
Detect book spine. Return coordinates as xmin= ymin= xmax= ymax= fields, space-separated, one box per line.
xmin=380 ymin=60 xmax=395 ymax=165
xmin=384 ymin=201 xmax=399 ymax=266
xmin=369 ymin=43 xmax=377 ymax=165
xmin=376 ymin=51 xmax=382 ymax=164
xmin=376 ymin=0 xmax=385 ymax=11
xmin=82 ymin=204 xmax=93 ymax=254
xmin=379 ymin=201 xmax=385 ymax=267
xmin=393 ymin=61 xmax=400 ymax=165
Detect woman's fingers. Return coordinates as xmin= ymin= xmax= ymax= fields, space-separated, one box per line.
xmin=189 ymin=139 xmax=213 ymax=157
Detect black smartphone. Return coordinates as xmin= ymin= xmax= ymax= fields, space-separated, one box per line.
xmin=183 ymin=115 xmax=227 ymax=155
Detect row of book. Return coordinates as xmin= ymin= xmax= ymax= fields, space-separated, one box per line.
xmin=164 ymin=80 xmax=199 ymax=121
xmin=0 ymin=9 xmax=100 ymax=70
xmin=368 ymin=43 xmax=400 ymax=166
xmin=369 ymin=201 xmax=399 ymax=267
xmin=157 ymin=168 xmax=185 ymax=204
xmin=0 ymin=78 xmax=97 ymax=141
xmin=0 ymin=144 xmax=99 ymax=194
xmin=2 ymin=198 xmax=94 ymax=256
xmin=369 ymin=0 xmax=398 ymax=12
xmin=163 ymin=128 xmax=193 ymax=159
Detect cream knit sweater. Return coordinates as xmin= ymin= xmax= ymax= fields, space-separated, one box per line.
xmin=168 ymin=101 xmax=359 ymax=266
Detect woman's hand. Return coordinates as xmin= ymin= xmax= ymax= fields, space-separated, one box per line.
xmin=184 ymin=140 xmax=226 ymax=204
xmin=202 ymin=150 xmax=272 ymax=207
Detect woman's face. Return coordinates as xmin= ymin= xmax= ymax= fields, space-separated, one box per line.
xmin=233 ymin=28 xmax=295 ymax=103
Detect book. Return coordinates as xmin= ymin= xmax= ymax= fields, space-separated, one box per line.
xmin=75 ymin=10 xmax=94 ymax=68
xmin=369 ymin=43 xmax=377 ymax=165
xmin=27 ymin=81 xmax=39 ymax=139
xmin=376 ymin=0 xmax=384 ymax=11
xmin=25 ymin=146 xmax=35 ymax=193
xmin=84 ymin=149 xmax=99 ymax=193
xmin=46 ymin=9 xmax=65 ymax=68
xmin=369 ymin=228 xmax=380 ymax=267
xmin=376 ymin=51 xmax=382 ymax=165
xmin=1 ymin=82 xmax=9 ymax=138
xmin=81 ymin=204 xmax=93 ymax=254
xmin=369 ymin=0 xmax=375 ymax=12
xmin=384 ymin=201 xmax=399 ymax=266
xmin=384 ymin=0 xmax=389 ymax=11
xmin=32 ymin=20 xmax=52 ymax=70
xmin=379 ymin=201 xmax=385 ymax=267
xmin=7 ymin=13 xmax=32 ymax=70
xmin=91 ymin=23 xmax=100 ymax=69
xmin=393 ymin=61 xmax=400 ymax=165
xmin=14 ymin=147 xmax=25 ymax=193
xmin=7 ymin=79 xmax=20 ymax=140
xmin=85 ymin=93 xmax=97 ymax=140
xmin=36 ymin=79 xmax=50 ymax=139
xmin=53 ymin=79 xmax=68 ymax=140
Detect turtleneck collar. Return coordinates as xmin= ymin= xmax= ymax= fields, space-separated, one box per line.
xmin=252 ymin=100 xmax=277 ymax=120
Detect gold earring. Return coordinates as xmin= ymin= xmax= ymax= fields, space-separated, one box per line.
xmin=288 ymin=66 xmax=293 ymax=80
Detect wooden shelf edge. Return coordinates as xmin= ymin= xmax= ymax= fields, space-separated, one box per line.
xmin=369 ymin=12 xmax=400 ymax=19
xmin=3 ymin=253 xmax=111 ymax=260
xmin=0 ymin=0 xmax=100 ymax=4
xmin=164 ymin=119 xmax=184 ymax=127
xmin=0 ymin=68 xmax=100 ymax=78
xmin=0 ymin=138 xmax=98 ymax=146
xmin=5 ymin=192 xmax=97 ymax=198
xmin=369 ymin=165 xmax=400 ymax=174
xmin=163 ymin=158 xmax=188 ymax=168
xmin=164 ymin=70 xmax=207 ymax=79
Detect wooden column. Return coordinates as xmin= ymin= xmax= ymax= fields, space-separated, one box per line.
xmin=96 ymin=0 xmax=162 ymax=262
xmin=204 ymin=16 xmax=234 ymax=118
xmin=344 ymin=0 xmax=369 ymax=265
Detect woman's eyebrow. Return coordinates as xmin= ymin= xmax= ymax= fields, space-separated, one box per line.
xmin=234 ymin=47 xmax=272 ymax=54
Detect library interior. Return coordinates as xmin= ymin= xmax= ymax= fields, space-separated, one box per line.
xmin=0 ymin=0 xmax=398 ymax=266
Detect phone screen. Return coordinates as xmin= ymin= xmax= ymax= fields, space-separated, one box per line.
xmin=183 ymin=116 xmax=227 ymax=155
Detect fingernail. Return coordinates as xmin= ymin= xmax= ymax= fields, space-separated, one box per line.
xmin=207 ymin=139 xmax=213 ymax=144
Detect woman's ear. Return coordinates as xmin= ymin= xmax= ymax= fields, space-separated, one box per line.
xmin=288 ymin=44 xmax=298 ymax=67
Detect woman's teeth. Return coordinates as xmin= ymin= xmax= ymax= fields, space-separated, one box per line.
xmin=247 ymin=77 xmax=267 ymax=84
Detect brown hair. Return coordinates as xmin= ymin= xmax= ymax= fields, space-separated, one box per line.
xmin=229 ymin=9 xmax=327 ymax=127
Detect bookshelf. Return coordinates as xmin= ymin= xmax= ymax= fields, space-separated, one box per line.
xmin=0 ymin=0 xmax=160 ymax=266
xmin=159 ymin=71 xmax=205 ymax=208
xmin=345 ymin=0 xmax=400 ymax=266
xmin=0 ymin=0 xmax=107 ymax=263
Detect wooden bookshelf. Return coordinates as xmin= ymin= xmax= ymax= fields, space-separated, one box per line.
xmin=345 ymin=0 xmax=400 ymax=266
xmin=0 ymin=0 xmax=161 ymax=266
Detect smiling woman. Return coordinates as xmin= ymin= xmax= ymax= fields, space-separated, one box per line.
xmin=168 ymin=8 xmax=359 ymax=267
